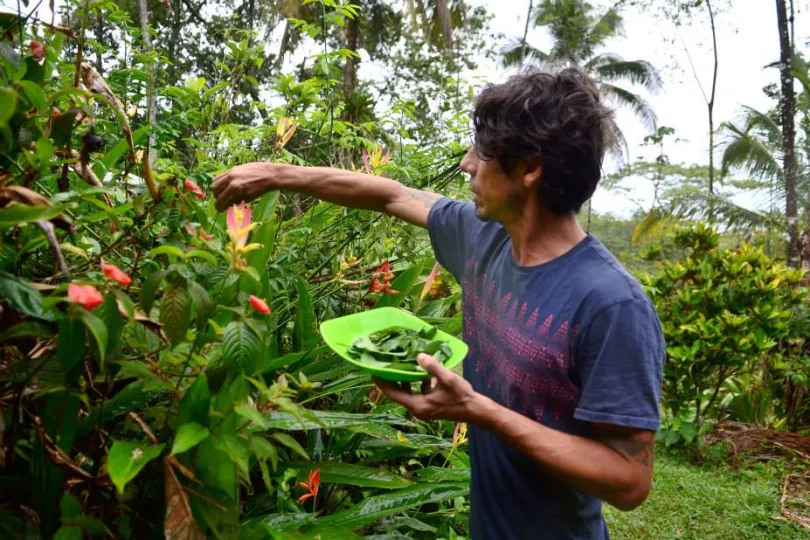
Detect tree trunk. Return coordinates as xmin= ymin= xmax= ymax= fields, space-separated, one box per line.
xmin=520 ymin=0 xmax=533 ymax=65
xmin=343 ymin=14 xmax=359 ymax=100
xmin=95 ymin=15 xmax=104 ymax=74
xmin=436 ymin=0 xmax=454 ymax=50
xmin=706 ymin=0 xmax=717 ymax=199
xmin=776 ymin=0 xmax=800 ymax=268
xmin=138 ymin=0 xmax=157 ymax=168
xmin=167 ymin=0 xmax=183 ymax=85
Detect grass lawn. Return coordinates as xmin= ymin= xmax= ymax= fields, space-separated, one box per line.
xmin=605 ymin=448 xmax=808 ymax=539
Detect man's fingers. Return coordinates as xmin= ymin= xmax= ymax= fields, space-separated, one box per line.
xmin=417 ymin=354 xmax=453 ymax=383
xmin=373 ymin=378 xmax=418 ymax=409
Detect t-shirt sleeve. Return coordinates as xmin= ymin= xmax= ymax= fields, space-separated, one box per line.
xmin=427 ymin=197 xmax=481 ymax=282
xmin=573 ymin=298 xmax=665 ymax=431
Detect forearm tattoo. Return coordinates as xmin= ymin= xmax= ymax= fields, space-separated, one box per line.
xmin=602 ymin=436 xmax=654 ymax=468
xmin=397 ymin=186 xmax=442 ymax=210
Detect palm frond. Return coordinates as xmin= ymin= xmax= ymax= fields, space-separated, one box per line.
xmin=719 ymin=122 xmax=782 ymax=181
xmin=585 ymin=52 xmax=623 ymax=70
xmin=588 ymin=7 xmax=623 ymax=47
xmin=599 ymin=83 xmax=657 ymax=131
xmin=500 ymin=38 xmax=548 ymax=68
xmin=739 ymin=105 xmax=782 ymax=143
xmin=594 ymin=59 xmax=662 ymax=93
xmin=602 ymin=113 xmax=629 ymax=163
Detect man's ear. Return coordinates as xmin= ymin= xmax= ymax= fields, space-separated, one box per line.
xmin=522 ymin=158 xmax=543 ymax=191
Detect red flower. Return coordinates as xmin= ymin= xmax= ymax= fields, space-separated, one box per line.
xmin=368 ymin=261 xmax=398 ymax=295
xmin=68 ymin=284 xmax=104 ymax=311
xmin=101 ymin=260 xmax=132 ymax=286
xmin=249 ymin=295 xmax=272 ymax=315
xmin=29 ymin=41 xmax=45 ymax=61
xmin=297 ymin=469 xmax=320 ymax=504
xmin=199 ymin=229 xmax=213 ymax=241
xmin=184 ymin=179 xmax=204 ymax=199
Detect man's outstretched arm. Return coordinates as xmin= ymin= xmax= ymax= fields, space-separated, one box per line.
xmin=212 ymin=163 xmax=442 ymax=228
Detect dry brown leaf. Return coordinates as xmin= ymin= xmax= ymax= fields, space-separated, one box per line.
xmin=79 ymin=63 xmax=136 ymax=162
xmin=164 ymin=459 xmax=205 ymax=540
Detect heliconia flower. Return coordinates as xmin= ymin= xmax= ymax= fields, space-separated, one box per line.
xmin=362 ymin=143 xmax=391 ymax=175
xmin=199 ymin=229 xmax=213 ymax=241
xmin=226 ymin=202 xmax=261 ymax=268
xmin=101 ymin=260 xmax=132 ymax=286
xmin=419 ymin=262 xmax=440 ymax=301
xmin=276 ymin=117 xmax=297 ymax=150
xmin=368 ymin=260 xmax=398 ymax=295
xmin=30 ymin=41 xmax=45 ymax=61
xmin=297 ymin=469 xmax=320 ymax=504
xmin=184 ymin=179 xmax=204 ymax=199
xmin=249 ymin=295 xmax=272 ymax=315
xmin=68 ymin=284 xmax=104 ymax=311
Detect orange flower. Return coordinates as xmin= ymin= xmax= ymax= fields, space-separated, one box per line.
xmin=184 ymin=179 xmax=204 ymax=199
xmin=29 ymin=41 xmax=45 ymax=61
xmin=297 ymin=469 xmax=320 ymax=504
xmin=68 ymin=284 xmax=104 ymax=311
xmin=249 ymin=295 xmax=272 ymax=315
xmin=368 ymin=261 xmax=398 ymax=295
xmin=101 ymin=260 xmax=132 ymax=286
xmin=199 ymin=229 xmax=213 ymax=241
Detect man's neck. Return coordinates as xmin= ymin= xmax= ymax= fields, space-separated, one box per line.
xmin=504 ymin=201 xmax=588 ymax=267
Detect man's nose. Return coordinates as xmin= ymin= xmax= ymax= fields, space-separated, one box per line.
xmin=460 ymin=147 xmax=477 ymax=175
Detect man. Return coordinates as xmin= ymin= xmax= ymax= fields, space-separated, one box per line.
xmin=213 ymin=66 xmax=665 ymax=539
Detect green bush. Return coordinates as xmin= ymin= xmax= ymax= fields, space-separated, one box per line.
xmin=640 ymin=223 xmax=807 ymax=446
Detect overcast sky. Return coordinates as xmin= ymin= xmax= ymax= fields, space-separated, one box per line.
xmin=3 ymin=0 xmax=808 ymax=217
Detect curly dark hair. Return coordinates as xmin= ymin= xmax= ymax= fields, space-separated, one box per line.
xmin=471 ymin=66 xmax=609 ymax=215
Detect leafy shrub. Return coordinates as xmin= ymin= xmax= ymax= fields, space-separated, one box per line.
xmin=640 ymin=223 xmax=807 ymax=446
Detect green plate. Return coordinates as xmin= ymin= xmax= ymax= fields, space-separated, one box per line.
xmin=320 ymin=307 xmax=468 ymax=382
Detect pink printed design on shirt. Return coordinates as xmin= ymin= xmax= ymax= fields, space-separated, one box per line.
xmin=460 ymin=256 xmax=581 ymax=423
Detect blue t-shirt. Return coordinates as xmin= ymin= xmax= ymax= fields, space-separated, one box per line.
xmin=427 ymin=198 xmax=665 ymax=540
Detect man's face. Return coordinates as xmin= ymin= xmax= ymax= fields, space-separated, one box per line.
xmin=460 ymin=146 xmax=526 ymax=224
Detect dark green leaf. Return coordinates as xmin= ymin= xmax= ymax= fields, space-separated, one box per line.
xmin=271 ymin=433 xmax=309 ymax=460
xmin=0 ymin=203 xmax=64 ymax=229
xmin=98 ymin=294 xmax=123 ymax=358
xmin=414 ymin=466 xmax=470 ymax=483
xmin=107 ymin=440 xmax=165 ymax=494
xmin=317 ymin=483 xmax=469 ymax=529
xmin=187 ymin=279 xmax=211 ymax=327
xmin=160 ymin=287 xmax=191 ymax=346
xmin=0 ymin=272 xmax=46 ymax=319
xmin=57 ymin=315 xmax=86 ymax=384
xmin=60 ymin=494 xmax=81 ymax=520
xmin=177 ymin=375 xmax=211 ymax=427
xmin=23 ymin=57 xmax=44 ymax=84
xmin=18 ymin=80 xmax=46 ymax=111
xmin=78 ymin=380 xmax=166 ymax=436
xmin=77 ymin=309 xmax=108 ymax=364
xmin=51 ymin=108 xmax=80 ymax=147
xmin=256 ymin=410 xmax=412 ymax=431
xmin=140 ymin=269 xmax=166 ymax=313
xmin=54 ymin=527 xmax=83 ymax=540
xmin=0 ymin=321 xmax=54 ymax=342
xmin=0 ymin=87 xmax=16 ymax=125
xmin=293 ymin=276 xmax=317 ymax=352
xmin=222 ymin=321 xmax=260 ymax=375
xmin=292 ymin=462 xmax=413 ymax=489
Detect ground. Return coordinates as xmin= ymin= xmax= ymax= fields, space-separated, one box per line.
xmin=605 ymin=447 xmax=808 ymax=539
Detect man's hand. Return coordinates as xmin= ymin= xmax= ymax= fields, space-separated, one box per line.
xmin=212 ymin=162 xmax=276 ymax=211
xmin=373 ymin=354 xmax=483 ymax=423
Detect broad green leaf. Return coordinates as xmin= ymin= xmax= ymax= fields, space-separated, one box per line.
xmin=23 ymin=57 xmax=44 ymax=84
xmin=50 ymin=108 xmax=79 ymax=146
xmin=60 ymin=494 xmax=81 ymax=519
xmin=222 ymin=321 xmax=260 ymax=375
xmin=78 ymin=380 xmax=167 ymax=437
xmin=256 ymin=410 xmax=412 ymax=431
xmin=77 ymin=309 xmax=109 ymax=363
xmin=107 ymin=440 xmax=165 ymax=495
xmin=0 ymin=271 xmax=46 ymax=319
xmin=292 ymin=462 xmax=413 ymax=489
xmin=374 ymin=261 xmax=425 ymax=309
xmin=414 ymin=466 xmax=470 ymax=483
xmin=317 ymin=483 xmax=469 ymax=529
xmin=53 ymin=527 xmax=83 ymax=540
xmin=292 ymin=277 xmax=317 ymax=352
xmin=250 ymin=436 xmax=277 ymax=490
xmin=0 ymin=87 xmax=16 ymax=124
xmin=98 ymin=294 xmax=123 ymax=358
xmin=177 ymin=375 xmax=211 ymax=427
xmin=103 ymin=125 xmax=149 ymax=169
xmin=246 ymin=191 xmax=279 ymax=278
xmin=160 ymin=287 xmax=191 ymax=346
xmin=18 ymin=80 xmax=46 ymax=111
xmin=234 ymin=403 xmax=268 ymax=428
xmin=271 ymin=433 xmax=309 ymax=460
xmin=185 ymin=249 xmax=217 ymax=265
xmin=140 ymin=269 xmax=167 ymax=313
xmin=147 ymin=245 xmax=185 ymax=259
xmin=261 ymin=345 xmax=330 ymax=374
xmin=171 ymin=422 xmax=210 ymax=455
xmin=57 ymin=315 xmax=86 ymax=384
xmin=0 ymin=203 xmax=64 ymax=228
xmin=187 ymin=280 xmax=211 ymax=326
xmin=0 ymin=321 xmax=54 ymax=342
xmin=215 ymin=435 xmax=250 ymax=477
xmin=240 ymin=513 xmax=315 ymax=538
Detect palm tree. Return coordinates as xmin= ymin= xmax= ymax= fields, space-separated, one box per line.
xmin=501 ymin=0 xmax=661 ymax=159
